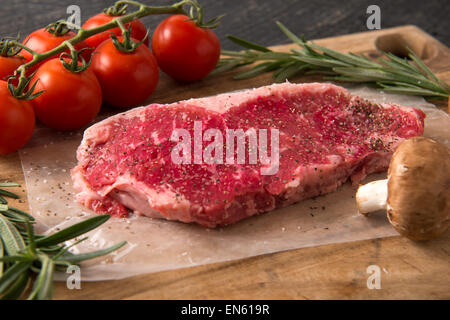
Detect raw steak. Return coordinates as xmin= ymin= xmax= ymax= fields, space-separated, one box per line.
xmin=71 ymin=82 xmax=425 ymax=228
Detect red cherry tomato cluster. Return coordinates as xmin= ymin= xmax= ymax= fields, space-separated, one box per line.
xmin=0 ymin=13 xmax=221 ymax=155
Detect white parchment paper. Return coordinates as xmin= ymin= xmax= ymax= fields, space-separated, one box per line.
xmin=18 ymin=85 xmax=450 ymax=281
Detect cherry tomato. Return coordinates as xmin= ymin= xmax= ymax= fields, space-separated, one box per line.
xmin=82 ymin=13 xmax=149 ymax=49
xmin=30 ymin=58 xmax=102 ymax=131
xmin=0 ymin=55 xmax=26 ymax=82
xmin=152 ymin=14 xmax=220 ymax=82
xmin=22 ymin=28 xmax=89 ymax=73
xmin=0 ymin=55 xmax=26 ymax=86
xmin=91 ymin=38 xmax=159 ymax=107
xmin=0 ymin=81 xmax=35 ymax=155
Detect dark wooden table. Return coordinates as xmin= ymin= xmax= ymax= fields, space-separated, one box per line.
xmin=1 ymin=0 xmax=448 ymax=49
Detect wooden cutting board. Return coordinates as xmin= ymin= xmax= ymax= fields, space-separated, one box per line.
xmin=1 ymin=25 xmax=449 ymax=299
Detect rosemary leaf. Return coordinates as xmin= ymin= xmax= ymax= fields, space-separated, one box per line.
xmin=210 ymin=60 xmax=246 ymax=75
xmin=219 ymin=49 xmax=251 ymax=57
xmin=0 ymin=215 xmax=26 ymax=255
xmin=226 ymin=35 xmax=271 ymax=52
xmin=37 ymin=245 xmax=65 ymax=253
xmin=306 ymin=69 xmax=341 ymax=76
xmin=57 ymin=240 xmax=127 ymax=264
xmin=380 ymin=53 xmax=419 ymax=73
xmin=0 ymin=216 xmax=30 ymax=224
xmin=28 ymin=255 xmax=54 ymax=300
xmin=408 ymin=49 xmax=439 ymax=82
xmin=272 ymin=60 xmax=297 ymax=78
xmin=0 ymin=261 xmax=32 ymax=294
xmin=8 ymin=207 xmax=35 ymax=221
xmin=294 ymin=56 xmax=351 ymax=68
xmin=52 ymin=236 xmax=89 ymax=260
xmin=383 ymin=68 xmax=446 ymax=93
xmin=0 ymin=255 xmax=33 ymax=263
xmin=307 ymin=42 xmax=380 ymax=68
xmin=0 ymin=239 xmax=3 ymax=277
xmin=233 ymin=61 xmax=287 ymax=80
xmin=0 ymin=183 xmax=20 ymax=188
xmin=378 ymin=83 xmax=449 ymax=97
xmin=331 ymin=66 xmax=443 ymax=92
xmin=257 ymin=51 xmax=293 ymax=60
xmin=1 ymin=209 xmax=33 ymax=224
xmin=0 ymin=271 xmax=28 ymax=300
xmin=35 ymin=215 xmax=110 ymax=247
xmin=0 ymin=189 xmax=19 ymax=199
xmin=274 ymin=62 xmax=308 ymax=83
xmin=275 ymin=21 xmax=304 ymax=47
xmin=324 ymin=75 xmax=372 ymax=83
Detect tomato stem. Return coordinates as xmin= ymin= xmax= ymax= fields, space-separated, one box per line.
xmin=104 ymin=3 xmax=128 ymax=17
xmin=0 ymin=36 xmax=32 ymax=57
xmin=45 ymin=21 xmax=72 ymax=36
xmin=10 ymin=42 xmax=38 ymax=57
xmin=59 ymin=42 xmax=92 ymax=73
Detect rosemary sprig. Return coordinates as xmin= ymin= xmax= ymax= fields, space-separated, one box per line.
xmin=214 ymin=21 xmax=450 ymax=99
xmin=0 ymin=183 xmax=126 ymax=300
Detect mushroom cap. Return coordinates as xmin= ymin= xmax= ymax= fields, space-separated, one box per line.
xmin=387 ymin=137 xmax=450 ymax=241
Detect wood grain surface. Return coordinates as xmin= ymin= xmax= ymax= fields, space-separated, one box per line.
xmin=0 ymin=23 xmax=449 ymax=299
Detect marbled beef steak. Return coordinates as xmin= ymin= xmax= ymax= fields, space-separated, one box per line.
xmin=71 ymin=83 xmax=425 ymax=227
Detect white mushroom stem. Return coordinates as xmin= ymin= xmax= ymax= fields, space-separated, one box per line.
xmin=356 ymin=179 xmax=388 ymax=215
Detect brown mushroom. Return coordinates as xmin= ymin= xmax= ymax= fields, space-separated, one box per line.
xmin=356 ymin=137 xmax=450 ymax=241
